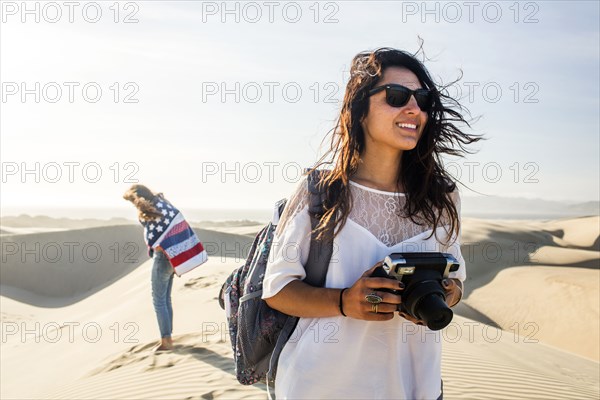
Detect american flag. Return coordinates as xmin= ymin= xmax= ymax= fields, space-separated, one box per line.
xmin=143 ymin=198 xmax=207 ymax=276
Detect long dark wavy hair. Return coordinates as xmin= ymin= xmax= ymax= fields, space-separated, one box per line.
xmin=123 ymin=184 xmax=165 ymax=222
xmin=310 ymin=45 xmax=484 ymax=245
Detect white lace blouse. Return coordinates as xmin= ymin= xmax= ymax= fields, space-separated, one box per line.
xmin=262 ymin=176 xmax=466 ymax=400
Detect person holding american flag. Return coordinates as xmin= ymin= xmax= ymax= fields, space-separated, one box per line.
xmin=124 ymin=184 xmax=208 ymax=351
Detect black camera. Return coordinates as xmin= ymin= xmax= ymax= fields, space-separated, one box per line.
xmin=371 ymin=252 xmax=459 ymax=331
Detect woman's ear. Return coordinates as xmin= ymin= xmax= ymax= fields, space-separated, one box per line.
xmin=359 ymin=115 xmax=366 ymax=130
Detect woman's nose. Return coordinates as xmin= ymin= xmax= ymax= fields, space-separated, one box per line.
xmin=403 ymin=94 xmax=421 ymax=112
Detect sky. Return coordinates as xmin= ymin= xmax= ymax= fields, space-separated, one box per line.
xmin=1 ymin=0 xmax=599 ymax=217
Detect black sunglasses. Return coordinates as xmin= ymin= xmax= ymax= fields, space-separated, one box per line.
xmin=368 ymin=84 xmax=433 ymax=111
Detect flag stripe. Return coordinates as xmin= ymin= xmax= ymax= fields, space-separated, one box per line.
xmin=171 ymin=242 xmax=205 ymax=267
xmin=163 ymin=235 xmax=199 ymax=259
xmin=173 ymin=249 xmax=208 ymax=276
xmin=161 ymin=226 xmax=196 ymax=250
xmin=164 ymin=220 xmax=189 ymax=238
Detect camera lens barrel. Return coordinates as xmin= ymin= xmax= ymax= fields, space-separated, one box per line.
xmin=416 ymin=293 xmax=453 ymax=331
xmin=404 ymin=280 xmax=453 ymax=331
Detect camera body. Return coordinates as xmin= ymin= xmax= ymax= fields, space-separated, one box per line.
xmin=372 ymin=252 xmax=459 ymax=331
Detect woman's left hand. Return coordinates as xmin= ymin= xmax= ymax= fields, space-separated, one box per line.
xmin=441 ymin=278 xmax=463 ymax=307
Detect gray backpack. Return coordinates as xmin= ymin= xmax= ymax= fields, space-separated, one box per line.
xmin=218 ymin=169 xmax=334 ymax=388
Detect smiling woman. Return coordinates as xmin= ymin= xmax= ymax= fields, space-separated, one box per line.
xmin=261 ymin=46 xmax=484 ymax=400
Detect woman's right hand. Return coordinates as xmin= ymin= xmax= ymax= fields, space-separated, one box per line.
xmin=342 ymin=261 xmax=404 ymax=321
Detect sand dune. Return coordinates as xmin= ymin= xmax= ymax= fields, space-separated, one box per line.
xmin=458 ymin=215 xmax=599 ymax=361
xmin=202 ymin=224 xmax=264 ymax=236
xmin=441 ymin=324 xmax=599 ymax=399
xmin=0 ymin=225 xmax=254 ymax=306
xmin=1 ymin=255 xmax=253 ymax=399
xmin=39 ymin=316 xmax=600 ymax=400
xmin=0 ymin=215 xmax=133 ymax=230
xmin=45 ymin=333 xmax=266 ymax=400
xmin=0 ymin=226 xmax=71 ymax=235
xmin=0 ymin=215 xmax=598 ymax=399
xmin=465 ymin=266 xmax=599 ymax=361
xmin=542 ymin=216 xmax=600 ymax=249
xmin=458 ymin=216 xmax=598 ymax=291
xmin=1 ymin=225 xmax=147 ymax=304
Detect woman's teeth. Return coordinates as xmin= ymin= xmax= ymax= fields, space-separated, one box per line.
xmin=396 ymin=123 xmax=417 ymax=129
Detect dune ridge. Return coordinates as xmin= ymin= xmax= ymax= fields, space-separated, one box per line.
xmin=0 ymin=225 xmax=255 ymax=306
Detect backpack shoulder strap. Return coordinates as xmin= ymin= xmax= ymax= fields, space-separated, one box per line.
xmin=266 ymin=169 xmax=335 ymax=389
xmin=304 ymin=168 xmax=334 ymax=287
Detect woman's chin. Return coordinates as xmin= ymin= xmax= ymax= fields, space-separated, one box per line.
xmin=393 ymin=137 xmax=419 ymax=151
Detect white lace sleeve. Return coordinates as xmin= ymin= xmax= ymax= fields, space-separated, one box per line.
xmin=445 ymin=188 xmax=466 ymax=283
xmin=274 ymin=176 xmax=310 ymax=238
xmin=261 ymin=177 xmax=312 ymax=299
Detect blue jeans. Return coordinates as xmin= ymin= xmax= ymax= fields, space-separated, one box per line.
xmin=151 ymin=250 xmax=174 ymax=338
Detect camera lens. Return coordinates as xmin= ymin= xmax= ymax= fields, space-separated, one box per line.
xmin=404 ymin=280 xmax=453 ymax=331
xmin=416 ymin=293 xmax=453 ymax=331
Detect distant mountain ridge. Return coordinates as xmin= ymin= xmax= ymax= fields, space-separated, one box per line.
xmin=1 ymin=197 xmax=598 ymax=228
xmin=461 ymin=196 xmax=599 ymax=217
xmin=0 ymin=214 xmax=264 ymax=230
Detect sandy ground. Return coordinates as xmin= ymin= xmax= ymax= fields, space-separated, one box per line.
xmin=0 ymin=215 xmax=598 ymax=399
